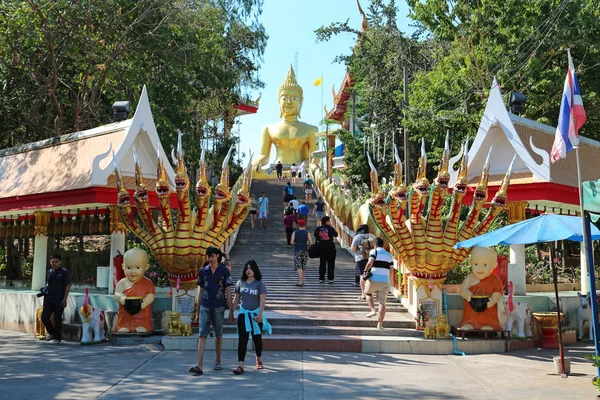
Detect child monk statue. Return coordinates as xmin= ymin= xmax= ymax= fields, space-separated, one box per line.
xmin=458 ymin=246 xmax=503 ymax=331
xmin=114 ymin=248 xmax=156 ymax=333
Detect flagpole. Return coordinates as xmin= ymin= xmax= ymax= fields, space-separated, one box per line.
xmin=576 ymin=144 xmax=591 ymax=293
xmin=320 ymin=73 xmax=324 ymax=131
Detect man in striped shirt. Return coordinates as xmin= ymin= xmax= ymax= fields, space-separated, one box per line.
xmin=363 ymin=237 xmax=394 ymax=330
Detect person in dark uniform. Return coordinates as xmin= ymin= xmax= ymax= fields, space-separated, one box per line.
xmin=314 ymin=216 xmax=338 ymax=283
xmin=41 ymin=253 xmax=71 ymax=344
xmin=275 ymin=161 xmax=283 ymax=181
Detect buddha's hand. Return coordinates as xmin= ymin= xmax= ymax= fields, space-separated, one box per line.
xmin=117 ymin=294 xmax=126 ymax=305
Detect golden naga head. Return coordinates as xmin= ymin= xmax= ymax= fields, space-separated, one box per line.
xmin=489 ymin=154 xmax=516 ymax=210
xmin=453 ymin=138 xmax=469 ymax=197
xmin=279 ymin=65 xmax=303 ymax=118
xmin=195 ymin=147 xmax=211 ymax=203
xmin=236 ymin=153 xmax=254 ymax=206
xmin=112 ymin=152 xmax=132 ymax=213
xmin=213 ymin=145 xmax=234 ymax=203
xmin=132 ymin=146 xmax=149 ymax=210
xmin=389 ymin=144 xmax=408 ymax=205
xmin=367 ymin=153 xmax=386 ymax=207
xmin=434 ymin=131 xmax=451 ymax=191
xmin=173 ymin=132 xmax=189 ymax=199
xmin=413 ymin=138 xmax=430 ymax=196
xmin=473 ymin=146 xmax=493 ymax=205
xmin=155 ymin=145 xmax=171 ymax=205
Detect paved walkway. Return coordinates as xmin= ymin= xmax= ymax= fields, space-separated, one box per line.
xmin=1 ymin=330 xmax=597 ymax=399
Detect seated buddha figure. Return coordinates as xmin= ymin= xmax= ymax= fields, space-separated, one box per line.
xmin=114 ymin=248 xmax=156 ymax=333
xmin=459 ymin=246 xmax=503 ymax=331
xmin=252 ymin=65 xmax=318 ymax=170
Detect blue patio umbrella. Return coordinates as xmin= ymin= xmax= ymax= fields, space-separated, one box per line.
xmin=455 ymin=214 xmax=600 ymax=249
xmin=455 ymin=213 xmax=600 ymax=377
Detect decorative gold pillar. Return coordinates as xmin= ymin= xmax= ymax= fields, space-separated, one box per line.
xmin=33 ymin=211 xmax=52 ymax=236
xmin=506 ymin=201 xmax=528 ymax=295
xmin=506 ymin=201 xmax=528 ymax=224
xmin=108 ymin=205 xmax=126 ymax=295
xmin=32 ymin=211 xmax=52 ymax=291
xmin=108 ymin=205 xmax=126 ymax=234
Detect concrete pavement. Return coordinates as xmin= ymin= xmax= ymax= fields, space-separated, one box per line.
xmin=1 ymin=330 xmax=598 ymax=399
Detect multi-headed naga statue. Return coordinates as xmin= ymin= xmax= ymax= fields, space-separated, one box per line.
xmin=368 ymin=136 xmax=515 ymax=294
xmin=113 ymin=133 xmax=253 ymax=289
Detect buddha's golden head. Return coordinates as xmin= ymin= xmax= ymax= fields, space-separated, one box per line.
xmin=279 ymin=65 xmax=303 ymax=118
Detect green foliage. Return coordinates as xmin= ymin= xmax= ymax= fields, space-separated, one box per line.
xmin=318 ymin=0 xmax=600 ymax=191
xmin=0 ymin=0 xmax=267 ymax=154
xmin=445 ymin=259 xmax=470 ymax=284
xmin=584 ymin=354 xmax=600 ymax=391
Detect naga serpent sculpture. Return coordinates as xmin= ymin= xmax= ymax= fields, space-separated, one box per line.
xmin=368 ymin=136 xmax=515 ymax=294
xmin=113 ymin=133 xmax=253 ymax=289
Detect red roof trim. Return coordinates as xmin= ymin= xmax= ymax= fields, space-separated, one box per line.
xmin=0 ymin=187 xmax=178 ymax=213
xmin=235 ymin=103 xmax=258 ymax=114
xmin=461 ymin=182 xmax=580 ymax=206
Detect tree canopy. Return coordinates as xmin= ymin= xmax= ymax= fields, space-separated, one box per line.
xmin=317 ymin=0 xmax=600 ymax=187
xmin=0 ymin=0 xmax=267 ymax=156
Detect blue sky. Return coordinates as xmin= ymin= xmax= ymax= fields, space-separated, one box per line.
xmin=237 ymin=0 xmax=412 ymax=165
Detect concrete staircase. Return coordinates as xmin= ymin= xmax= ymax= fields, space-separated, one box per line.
xmin=165 ymin=179 xmax=436 ymax=352
xmin=162 ymin=179 xmax=521 ymax=353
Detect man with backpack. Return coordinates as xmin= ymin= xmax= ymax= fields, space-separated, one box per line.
xmin=303 ymin=175 xmax=314 ymax=202
xmin=351 ymin=224 xmax=376 ymax=298
xmin=314 ymin=216 xmax=338 ymax=283
xmin=282 ymin=182 xmax=295 ymax=204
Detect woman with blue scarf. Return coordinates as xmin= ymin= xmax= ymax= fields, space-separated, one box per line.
xmin=232 ymin=260 xmax=271 ymax=375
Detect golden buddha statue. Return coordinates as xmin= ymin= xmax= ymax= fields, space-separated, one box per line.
xmin=253 ymin=65 xmax=318 ymax=170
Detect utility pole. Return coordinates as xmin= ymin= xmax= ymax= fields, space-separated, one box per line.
xmin=350 ymin=89 xmax=356 ymax=136
xmin=403 ymin=66 xmax=410 ymax=183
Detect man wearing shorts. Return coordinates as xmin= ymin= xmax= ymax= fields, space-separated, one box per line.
xmin=191 ymin=247 xmax=233 ymax=375
xmin=363 ymin=237 xmax=394 ymax=330
xmin=258 ymin=192 xmax=269 ymax=229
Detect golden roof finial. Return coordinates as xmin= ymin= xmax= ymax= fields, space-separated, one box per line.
xmin=278 ymin=65 xmax=303 ymax=102
xmin=357 ymin=0 xmax=368 ymax=31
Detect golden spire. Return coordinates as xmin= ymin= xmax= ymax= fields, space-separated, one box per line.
xmin=278 ymin=65 xmax=303 ymax=102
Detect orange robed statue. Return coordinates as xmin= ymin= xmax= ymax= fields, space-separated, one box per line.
xmin=459 ymin=246 xmax=503 ymax=331
xmin=114 ymin=248 xmax=156 ymax=333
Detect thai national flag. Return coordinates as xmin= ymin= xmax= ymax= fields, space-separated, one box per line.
xmin=550 ymin=51 xmax=586 ymax=163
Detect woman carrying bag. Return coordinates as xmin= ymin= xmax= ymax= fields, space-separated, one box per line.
xmin=291 ymin=219 xmax=312 ymax=287
xmin=232 ymin=260 xmax=272 ymax=375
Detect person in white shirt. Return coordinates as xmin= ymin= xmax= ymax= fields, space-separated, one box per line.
xmin=298 ymin=161 xmax=306 ymax=179
xmin=257 ymin=192 xmax=269 ymax=229
xmin=289 ymin=197 xmax=300 ymax=213
xmin=363 ymin=237 xmax=394 ymax=330
xmin=290 ymin=163 xmax=298 ymax=184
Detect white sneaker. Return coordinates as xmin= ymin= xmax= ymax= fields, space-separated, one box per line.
xmin=377 ymin=324 xmax=384 ymax=330
xmin=50 ymin=339 xmax=61 ymax=344
xmin=366 ymin=311 xmax=377 ymax=318
xmin=45 ymin=334 xmax=54 ymax=342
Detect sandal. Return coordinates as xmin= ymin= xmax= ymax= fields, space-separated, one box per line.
xmin=233 ymin=366 xmax=245 ymax=375
xmin=188 ymin=366 xmax=203 ymax=375
xmin=214 ymin=363 xmax=222 ymax=371
xmin=256 ymin=360 xmax=264 ymax=370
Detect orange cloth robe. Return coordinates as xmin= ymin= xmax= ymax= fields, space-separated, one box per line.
xmin=115 ymin=277 xmax=156 ymax=332
xmin=459 ymin=274 xmax=503 ymax=330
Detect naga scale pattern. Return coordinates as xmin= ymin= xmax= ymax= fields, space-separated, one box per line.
xmin=113 ymin=133 xmax=253 ymax=290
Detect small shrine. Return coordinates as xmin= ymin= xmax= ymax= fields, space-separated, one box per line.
xmin=452 ymin=78 xmax=600 ymax=295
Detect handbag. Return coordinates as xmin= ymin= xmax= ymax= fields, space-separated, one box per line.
xmin=308 ymin=243 xmax=321 ymax=259
xmin=362 ymin=271 xmax=373 ymax=281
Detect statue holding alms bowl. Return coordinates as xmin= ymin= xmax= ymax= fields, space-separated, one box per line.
xmin=459 ymin=247 xmax=504 ymax=331
xmin=114 ymin=248 xmax=156 ymax=333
